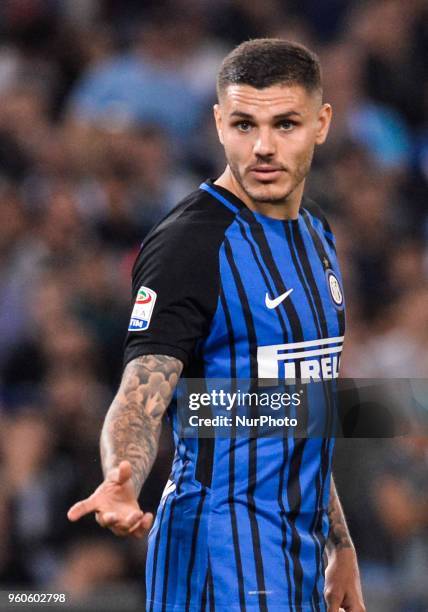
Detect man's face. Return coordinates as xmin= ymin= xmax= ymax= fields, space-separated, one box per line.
xmin=214 ymin=83 xmax=331 ymax=205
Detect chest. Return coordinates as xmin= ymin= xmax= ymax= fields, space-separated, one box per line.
xmin=205 ymin=215 xmax=345 ymax=381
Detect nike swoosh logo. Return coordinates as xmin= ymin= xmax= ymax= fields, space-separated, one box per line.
xmin=265 ymin=288 xmax=294 ymax=309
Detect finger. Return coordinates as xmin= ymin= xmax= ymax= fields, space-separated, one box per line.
xmin=96 ymin=510 xmax=125 ymax=528
xmin=97 ymin=510 xmax=143 ymax=533
xmin=122 ymin=510 xmax=144 ymax=530
xmin=110 ymin=525 xmax=132 ymax=537
xmin=95 ymin=512 xmax=125 ymax=535
xmin=102 ymin=512 xmax=119 ymax=527
xmin=105 ymin=513 xmax=142 ymax=537
xmin=130 ymin=512 xmax=153 ymax=534
xmin=132 ymin=526 xmax=146 ymax=539
xmin=108 ymin=510 xmax=144 ymax=532
xmin=131 ymin=513 xmax=154 ymax=538
xmin=67 ymin=497 xmax=97 ymax=522
xmin=131 ymin=521 xmax=148 ymax=539
xmin=141 ymin=512 xmax=154 ymax=530
xmin=95 ymin=511 xmax=113 ymax=528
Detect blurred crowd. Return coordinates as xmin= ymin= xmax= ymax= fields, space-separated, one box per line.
xmin=0 ymin=0 xmax=427 ymax=610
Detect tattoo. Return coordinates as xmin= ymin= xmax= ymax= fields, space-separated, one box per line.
xmin=100 ymin=355 xmax=183 ymax=495
xmin=327 ymin=477 xmax=353 ymax=551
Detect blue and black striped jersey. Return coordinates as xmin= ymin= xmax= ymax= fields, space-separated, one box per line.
xmin=124 ymin=180 xmax=346 ymax=612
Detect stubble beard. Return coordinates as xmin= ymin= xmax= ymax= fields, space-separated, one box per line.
xmin=228 ymin=153 xmax=314 ymax=206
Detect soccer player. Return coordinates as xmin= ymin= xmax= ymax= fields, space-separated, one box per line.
xmin=68 ymin=39 xmax=366 ymax=611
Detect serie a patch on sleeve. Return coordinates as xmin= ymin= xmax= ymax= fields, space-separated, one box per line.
xmin=128 ymin=286 xmax=157 ymax=332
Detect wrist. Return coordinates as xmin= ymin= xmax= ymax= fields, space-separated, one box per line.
xmin=327 ymin=539 xmax=356 ymax=560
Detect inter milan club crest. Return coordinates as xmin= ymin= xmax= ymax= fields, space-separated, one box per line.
xmin=325 ymin=270 xmax=344 ymax=310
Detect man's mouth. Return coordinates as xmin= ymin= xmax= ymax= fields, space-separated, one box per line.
xmin=249 ymin=165 xmax=284 ymax=181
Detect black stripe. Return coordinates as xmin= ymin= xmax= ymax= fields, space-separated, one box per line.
xmin=278 ymin=436 xmax=294 ymax=609
xmin=325 ymin=235 xmax=336 ymax=251
xmin=161 ymin=456 xmax=189 ymax=611
xmin=192 ymin=361 xmax=215 ymax=488
xmin=220 ymin=285 xmax=246 ymax=611
xmin=195 ymin=430 xmax=214 ymax=487
xmin=185 ymin=488 xmax=208 ymax=612
xmin=287 ymin=439 xmax=307 ymax=608
xmin=224 ymin=238 xmax=258 ymax=380
xmin=201 ymin=569 xmax=208 ymax=612
xmin=195 ymin=443 xmax=214 ymax=487
xmin=224 ymin=238 xmax=267 ymax=612
xmin=208 ymin=556 xmax=215 ymax=612
xmin=219 ymin=285 xmax=237 ymax=381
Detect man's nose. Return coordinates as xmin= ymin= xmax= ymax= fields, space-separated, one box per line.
xmin=253 ymin=128 xmax=276 ymax=157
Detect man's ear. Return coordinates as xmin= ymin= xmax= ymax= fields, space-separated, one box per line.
xmin=213 ymin=104 xmax=224 ymax=145
xmin=315 ymin=103 xmax=332 ymax=145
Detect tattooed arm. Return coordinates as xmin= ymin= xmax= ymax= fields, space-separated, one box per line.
xmin=67 ymin=354 xmax=183 ymax=538
xmin=324 ymin=477 xmax=366 ymax=612
xmin=327 ymin=477 xmax=353 ymax=553
xmin=101 ymin=354 xmax=183 ymax=496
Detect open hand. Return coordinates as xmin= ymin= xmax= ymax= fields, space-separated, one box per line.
xmin=67 ymin=461 xmax=153 ymax=538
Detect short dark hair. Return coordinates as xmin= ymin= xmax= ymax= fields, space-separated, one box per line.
xmin=217 ymin=38 xmax=322 ymax=99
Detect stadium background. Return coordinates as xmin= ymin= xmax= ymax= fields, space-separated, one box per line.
xmin=0 ymin=1 xmax=427 ymax=610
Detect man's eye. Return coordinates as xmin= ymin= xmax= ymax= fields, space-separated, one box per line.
xmin=278 ymin=120 xmax=296 ymax=131
xmin=235 ymin=121 xmax=252 ymax=132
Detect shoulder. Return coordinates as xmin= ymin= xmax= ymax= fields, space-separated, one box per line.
xmin=133 ymin=186 xmax=237 ymax=274
xmin=301 ymin=197 xmax=336 ymax=246
xmin=301 ymin=197 xmax=332 ymax=232
xmin=142 ymin=186 xmax=236 ymax=250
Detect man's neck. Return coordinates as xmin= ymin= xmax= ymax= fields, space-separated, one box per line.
xmin=214 ymin=167 xmax=303 ymax=220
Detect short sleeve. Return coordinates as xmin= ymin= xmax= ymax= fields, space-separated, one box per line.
xmin=123 ymin=217 xmax=222 ymax=368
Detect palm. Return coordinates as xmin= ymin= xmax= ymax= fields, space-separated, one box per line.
xmin=94 ymin=470 xmax=139 ymax=511
xmin=67 ymin=461 xmax=153 ymax=538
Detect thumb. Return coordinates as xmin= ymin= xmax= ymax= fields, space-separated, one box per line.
xmin=108 ymin=460 xmax=133 ymax=485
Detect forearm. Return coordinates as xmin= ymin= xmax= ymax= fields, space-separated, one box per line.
xmin=100 ymin=354 xmax=183 ymax=496
xmin=327 ymin=476 xmax=354 ymax=555
xmin=324 ymin=479 xmax=365 ymax=611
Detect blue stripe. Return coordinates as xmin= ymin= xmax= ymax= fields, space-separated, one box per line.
xmin=200 ymin=182 xmax=240 ymax=213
